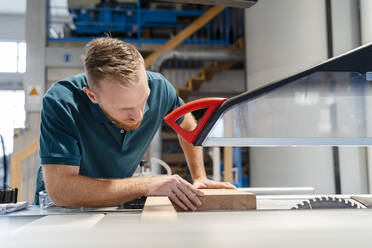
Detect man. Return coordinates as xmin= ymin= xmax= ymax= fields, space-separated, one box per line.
xmin=38 ymin=37 xmax=234 ymax=211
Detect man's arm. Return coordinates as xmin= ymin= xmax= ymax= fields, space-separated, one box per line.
xmin=178 ymin=113 xmax=236 ymax=189
xmin=43 ymin=164 xmax=204 ymax=210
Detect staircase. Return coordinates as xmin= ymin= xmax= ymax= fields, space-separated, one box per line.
xmin=144 ymin=5 xmax=226 ymax=68
xmin=177 ymin=38 xmax=244 ymax=101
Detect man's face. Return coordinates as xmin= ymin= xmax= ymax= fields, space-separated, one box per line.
xmin=84 ymin=67 xmax=150 ymax=131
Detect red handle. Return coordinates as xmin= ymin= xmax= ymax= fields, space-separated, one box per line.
xmin=164 ymin=97 xmax=227 ymax=144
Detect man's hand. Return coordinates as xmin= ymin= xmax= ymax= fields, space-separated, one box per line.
xmin=193 ymin=177 xmax=236 ymax=190
xmin=178 ymin=114 xmax=236 ymax=192
xmin=145 ymin=175 xmax=204 ymax=211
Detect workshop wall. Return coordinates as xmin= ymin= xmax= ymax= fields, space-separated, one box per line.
xmin=0 ymin=14 xmax=25 ymax=41
xmin=243 ymin=0 xmax=363 ymax=194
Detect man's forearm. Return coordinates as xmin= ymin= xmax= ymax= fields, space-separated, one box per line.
xmin=178 ymin=135 xmax=207 ymax=181
xmin=44 ymin=164 xmax=205 ymax=210
xmin=177 ymin=114 xmax=236 ymax=190
xmin=178 ymin=113 xmax=207 ymax=181
xmin=45 ymin=171 xmax=148 ymax=207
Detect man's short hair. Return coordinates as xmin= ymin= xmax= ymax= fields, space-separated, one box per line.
xmin=84 ymin=38 xmax=144 ymax=88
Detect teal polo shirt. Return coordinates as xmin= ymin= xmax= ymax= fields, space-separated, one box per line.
xmin=36 ymin=71 xmax=184 ymax=202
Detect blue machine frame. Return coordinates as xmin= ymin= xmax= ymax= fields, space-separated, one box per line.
xmin=46 ymin=0 xmax=240 ymax=48
xmin=69 ymin=2 xmax=205 ymax=35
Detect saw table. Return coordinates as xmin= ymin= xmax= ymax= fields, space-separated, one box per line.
xmin=2 ymin=192 xmax=372 ymax=247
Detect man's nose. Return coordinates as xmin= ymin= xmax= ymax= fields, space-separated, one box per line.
xmin=129 ymin=108 xmax=143 ymax=122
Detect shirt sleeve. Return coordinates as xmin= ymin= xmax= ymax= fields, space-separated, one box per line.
xmin=161 ymin=75 xmax=185 ymax=125
xmin=39 ymin=95 xmax=81 ymax=166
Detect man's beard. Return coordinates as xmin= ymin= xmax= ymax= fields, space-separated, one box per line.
xmin=101 ymin=108 xmax=142 ymax=131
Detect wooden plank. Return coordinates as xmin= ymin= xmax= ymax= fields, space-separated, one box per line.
xmin=174 ymin=189 xmax=256 ymax=211
xmin=28 ymin=158 xmax=36 ymax=203
xmin=10 ymin=140 xmax=40 ymax=201
xmin=141 ymin=196 xmax=178 ymax=222
xmin=20 ymin=161 xmax=26 ymax=201
xmin=224 ymin=147 xmax=233 ymax=182
xmin=10 ymin=156 xmax=18 ymax=188
xmin=224 ymin=110 xmax=233 ymax=182
xmin=141 ymin=190 xmax=256 ymax=220
xmin=11 ymin=140 xmax=39 ymax=164
xmin=144 ymin=5 xmax=226 ymax=68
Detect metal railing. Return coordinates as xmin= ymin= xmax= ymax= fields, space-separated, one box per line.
xmin=10 ymin=141 xmax=40 ymax=203
xmin=152 ymin=39 xmax=244 ymax=101
xmin=47 ymin=0 xmax=244 ymax=48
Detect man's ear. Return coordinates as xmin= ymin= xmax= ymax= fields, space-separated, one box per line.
xmin=83 ymin=87 xmax=98 ymax=104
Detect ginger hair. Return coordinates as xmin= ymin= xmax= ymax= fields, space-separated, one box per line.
xmin=84 ymin=38 xmax=144 ymax=88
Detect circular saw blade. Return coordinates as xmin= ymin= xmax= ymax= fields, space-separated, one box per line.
xmin=291 ymin=196 xmax=363 ymax=210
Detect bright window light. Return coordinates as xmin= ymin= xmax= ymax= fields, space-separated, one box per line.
xmin=0 ymin=90 xmax=25 ymax=154
xmin=18 ymin=42 xmax=26 ymax=73
xmin=0 ymin=42 xmax=18 ymax=73
xmin=0 ymin=42 xmax=27 ymax=73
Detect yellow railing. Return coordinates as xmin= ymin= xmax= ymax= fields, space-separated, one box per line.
xmin=10 ymin=140 xmax=40 ymax=202
xmin=144 ymin=5 xmax=226 ymax=69
xmin=177 ymin=38 xmax=244 ymax=101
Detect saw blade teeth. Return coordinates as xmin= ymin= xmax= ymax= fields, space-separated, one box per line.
xmin=294 ymin=204 xmax=303 ymax=209
xmin=349 ymin=201 xmax=359 ymax=208
xmin=292 ymin=196 xmax=364 ymax=210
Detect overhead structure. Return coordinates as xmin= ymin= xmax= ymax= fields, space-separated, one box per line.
xmin=156 ymin=0 xmax=258 ymax=8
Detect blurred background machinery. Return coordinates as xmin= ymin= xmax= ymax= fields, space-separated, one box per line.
xmin=48 ymin=0 xmax=245 ymax=48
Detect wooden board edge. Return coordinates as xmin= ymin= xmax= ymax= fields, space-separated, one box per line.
xmin=141 ymin=196 xmax=178 ymax=222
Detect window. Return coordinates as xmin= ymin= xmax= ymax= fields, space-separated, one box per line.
xmin=0 ymin=90 xmax=25 ymax=154
xmin=0 ymin=42 xmax=26 ymax=73
xmin=17 ymin=42 xmax=26 ymax=73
